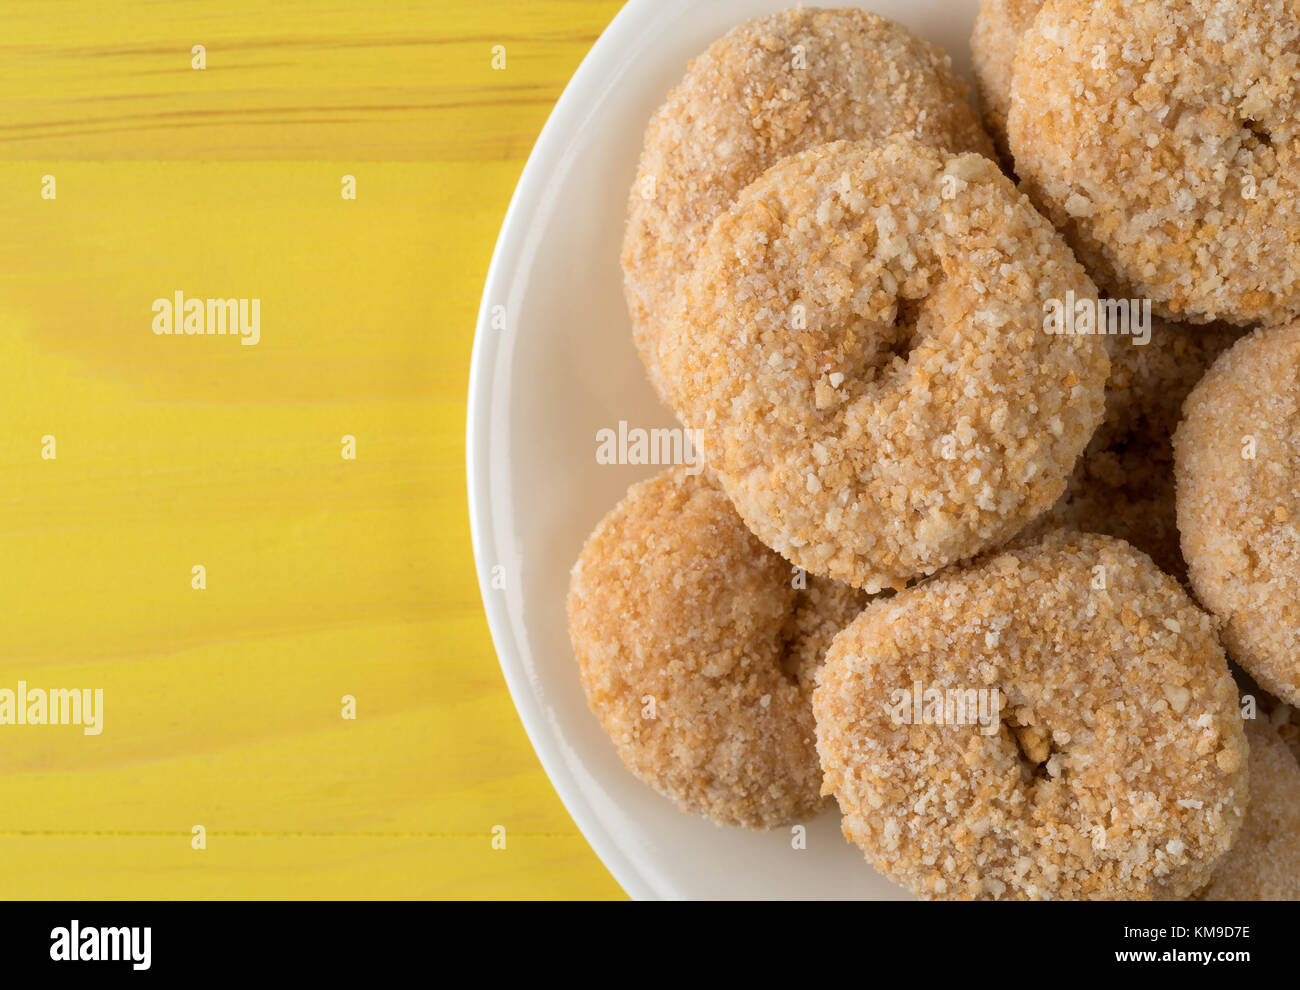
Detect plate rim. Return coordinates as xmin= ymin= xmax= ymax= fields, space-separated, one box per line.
xmin=466 ymin=0 xmax=981 ymax=902
xmin=465 ymin=0 xmax=664 ymax=901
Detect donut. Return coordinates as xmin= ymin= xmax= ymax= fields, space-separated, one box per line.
xmin=1175 ymin=322 xmax=1300 ymax=707
xmin=1201 ymin=718 xmax=1300 ymax=900
xmin=622 ymin=7 xmax=996 ymax=405
xmin=1020 ymin=320 xmax=1242 ymax=580
xmin=566 ymin=466 xmax=869 ymax=829
xmin=1278 ymin=711 xmax=1300 ymax=767
xmin=1009 ymin=0 xmax=1300 ymax=326
xmin=1229 ymin=666 xmax=1300 ymax=768
xmin=657 ymin=138 xmax=1109 ymax=593
xmin=1273 ymin=705 xmax=1300 ymax=767
xmin=970 ymin=0 xmax=1043 ymax=167
xmin=813 ymin=532 xmax=1248 ymax=900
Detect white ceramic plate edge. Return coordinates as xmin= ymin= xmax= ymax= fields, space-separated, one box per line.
xmin=467 ymin=0 xmax=981 ymax=902
xmin=466 ymin=0 xmax=661 ymax=901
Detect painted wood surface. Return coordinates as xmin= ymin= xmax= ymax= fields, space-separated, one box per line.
xmin=0 ymin=0 xmax=625 ymax=899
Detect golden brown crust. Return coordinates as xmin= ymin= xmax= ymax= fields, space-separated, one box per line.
xmin=970 ymin=0 xmax=1044 ymax=167
xmin=1274 ymin=705 xmax=1300 ymax=767
xmin=1202 ymin=719 xmax=1300 ymax=900
xmin=659 ymin=138 xmax=1108 ymax=592
xmin=623 ymin=7 xmax=995 ymax=404
xmin=814 ymin=532 xmax=1248 ymax=900
xmin=1021 ymin=321 xmax=1243 ymax=580
xmin=1175 ymin=322 xmax=1300 ymax=706
xmin=567 ymin=467 xmax=869 ymax=829
xmin=1009 ymin=0 xmax=1300 ymax=325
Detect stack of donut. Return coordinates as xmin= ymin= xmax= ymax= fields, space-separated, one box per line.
xmin=566 ymin=4 xmax=1300 ymax=900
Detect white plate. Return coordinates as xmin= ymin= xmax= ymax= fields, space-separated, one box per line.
xmin=467 ymin=0 xmax=982 ymax=900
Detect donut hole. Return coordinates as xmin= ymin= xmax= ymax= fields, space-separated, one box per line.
xmin=1240 ymin=543 xmax=1261 ymax=578
xmin=776 ymin=598 xmax=809 ymax=685
xmin=798 ymin=291 xmax=929 ymax=409
xmin=774 ymin=581 xmax=872 ymax=686
xmin=1243 ymin=117 xmax=1274 ymax=150
xmin=885 ymin=296 xmax=924 ymax=366
xmin=840 ymin=294 xmax=926 ymax=388
xmin=1004 ymin=708 xmax=1057 ymax=785
xmin=775 ymin=587 xmax=827 ymax=686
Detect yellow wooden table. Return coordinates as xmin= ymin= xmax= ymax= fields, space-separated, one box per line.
xmin=0 ymin=0 xmax=624 ymax=899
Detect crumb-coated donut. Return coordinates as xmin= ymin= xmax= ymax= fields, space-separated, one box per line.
xmin=1022 ymin=320 xmax=1242 ymax=580
xmin=1279 ymin=712 xmax=1300 ymax=767
xmin=658 ymin=138 xmax=1108 ymax=593
xmin=622 ymin=6 xmax=995 ymax=405
xmin=814 ymin=532 xmax=1248 ymax=900
xmin=1010 ymin=0 xmax=1300 ymax=326
xmin=1201 ymin=718 xmax=1300 ymax=900
xmin=1274 ymin=706 xmax=1300 ymax=767
xmin=1176 ymin=322 xmax=1300 ymax=707
xmin=1229 ymin=667 xmax=1300 ymax=767
xmin=567 ymin=466 xmax=869 ymax=829
xmin=970 ymin=0 xmax=1043 ymax=167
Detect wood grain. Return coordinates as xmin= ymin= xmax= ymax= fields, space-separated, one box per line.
xmin=0 ymin=0 xmax=625 ymax=899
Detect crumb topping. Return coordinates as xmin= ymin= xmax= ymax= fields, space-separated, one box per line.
xmin=659 ymin=138 xmax=1107 ymax=592
xmin=568 ymin=467 xmax=869 ymax=828
xmin=814 ymin=532 xmax=1247 ymax=899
